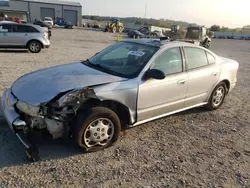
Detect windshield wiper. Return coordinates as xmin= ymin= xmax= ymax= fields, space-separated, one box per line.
xmin=82 ymin=59 xmax=106 ymax=70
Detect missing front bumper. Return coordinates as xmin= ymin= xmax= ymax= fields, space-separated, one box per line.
xmin=1 ymin=88 xmax=40 ymax=161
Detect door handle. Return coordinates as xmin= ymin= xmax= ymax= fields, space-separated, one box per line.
xmin=212 ymin=72 xmax=217 ymax=76
xmin=177 ymin=80 xmax=186 ymax=84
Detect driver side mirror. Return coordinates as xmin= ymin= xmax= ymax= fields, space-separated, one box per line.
xmin=144 ymin=69 xmax=165 ymax=80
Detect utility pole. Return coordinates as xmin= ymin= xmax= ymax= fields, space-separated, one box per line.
xmin=144 ymin=4 xmax=147 ymax=19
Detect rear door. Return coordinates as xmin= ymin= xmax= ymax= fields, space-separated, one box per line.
xmin=11 ymin=24 xmax=29 ymax=46
xmin=183 ymin=47 xmax=220 ymax=107
xmin=0 ymin=24 xmax=12 ymax=46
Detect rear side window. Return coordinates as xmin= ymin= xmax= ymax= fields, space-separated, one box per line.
xmin=184 ymin=47 xmax=208 ymax=70
xmin=206 ymin=51 xmax=216 ymax=64
xmin=12 ymin=25 xmax=27 ymax=32
xmin=26 ymin=26 xmax=39 ymax=33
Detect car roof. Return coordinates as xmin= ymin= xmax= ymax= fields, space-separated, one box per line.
xmin=0 ymin=21 xmax=16 ymax=24
xmin=123 ymin=38 xmax=208 ymax=49
xmin=0 ymin=22 xmax=46 ymax=32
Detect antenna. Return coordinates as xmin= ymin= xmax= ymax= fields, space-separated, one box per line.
xmin=144 ymin=4 xmax=147 ymax=18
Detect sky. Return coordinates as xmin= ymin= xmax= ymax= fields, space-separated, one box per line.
xmin=76 ymin=0 xmax=249 ymax=28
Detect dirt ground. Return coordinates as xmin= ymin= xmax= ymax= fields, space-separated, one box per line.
xmin=0 ymin=28 xmax=250 ymax=188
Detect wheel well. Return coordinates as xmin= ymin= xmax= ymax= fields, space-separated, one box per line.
xmin=26 ymin=40 xmax=44 ymax=48
xmin=221 ymin=80 xmax=230 ymax=93
xmin=80 ymin=99 xmax=131 ymax=127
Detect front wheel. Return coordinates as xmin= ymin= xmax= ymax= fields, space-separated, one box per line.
xmin=206 ymin=83 xmax=227 ymax=110
xmin=28 ymin=41 xmax=42 ymax=53
xmin=72 ymin=107 xmax=121 ymax=152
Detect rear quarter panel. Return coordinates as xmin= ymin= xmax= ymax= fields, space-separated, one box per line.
xmin=218 ymin=57 xmax=239 ymax=91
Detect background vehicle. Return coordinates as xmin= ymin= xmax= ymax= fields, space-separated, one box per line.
xmin=149 ymin=30 xmax=166 ymax=38
xmin=93 ymin=24 xmax=101 ymax=29
xmin=0 ymin=21 xmax=50 ymax=53
xmin=33 ymin=20 xmax=52 ymax=39
xmin=184 ymin=26 xmax=212 ymax=49
xmin=43 ymin=17 xmax=54 ymax=26
xmin=1 ymin=39 xmax=238 ymax=161
xmin=64 ymin=21 xmax=73 ymax=29
xmin=128 ymin=30 xmax=147 ymax=38
xmin=104 ymin=18 xmax=124 ymax=33
xmin=170 ymin=24 xmax=212 ymax=49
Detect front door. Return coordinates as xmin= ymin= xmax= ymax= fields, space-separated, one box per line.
xmin=0 ymin=24 xmax=12 ymax=46
xmin=137 ymin=47 xmax=188 ymax=121
xmin=183 ymin=47 xmax=220 ymax=107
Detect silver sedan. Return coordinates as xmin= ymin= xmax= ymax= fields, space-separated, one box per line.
xmin=1 ymin=39 xmax=239 ymax=161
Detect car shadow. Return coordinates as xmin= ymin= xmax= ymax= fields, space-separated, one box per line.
xmin=0 ymin=49 xmax=29 ymax=53
xmin=0 ymin=117 xmax=83 ymax=169
xmin=0 ymin=104 xmax=207 ymax=168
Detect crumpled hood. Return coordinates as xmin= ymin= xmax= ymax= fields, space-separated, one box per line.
xmin=11 ymin=62 xmax=126 ymax=105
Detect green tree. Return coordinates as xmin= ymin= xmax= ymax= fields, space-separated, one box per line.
xmin=210 ymin=25 xmax=221 ymax=32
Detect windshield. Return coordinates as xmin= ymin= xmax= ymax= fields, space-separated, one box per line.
xmin=85 ymin=42 xmax=159 ymax=78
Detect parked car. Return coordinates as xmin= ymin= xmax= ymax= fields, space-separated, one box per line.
xmin=128 ymin=30 xmax=146 ymax=38
xmin=92 ymin=24 xmax=101 ymax=29
xmin=1 ymin=39 xmax=239 ymax=161
xmin=33 ymin=20 xmax=52 ymax=39
xmin=33 ymin=20 xmax=52 ymax=29
xmin=64 ymin=21 xmax=73 ymax=29
xmin=0 ymin=21 xmax=50 ymax=53
xmin=87 ymin=23 xmax=93 ymax=28
xmin=43 ymin=17 xmax=54 ymax=26
xmin=149 ymin=30 xmax=166 ymax=38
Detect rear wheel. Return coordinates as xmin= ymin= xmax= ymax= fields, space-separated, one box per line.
xmin=28 ymin=41 xmax=42 ymax=53
xmin=112 ymin=27 xmax=117 ymax=33
xmin=118 ymin=27 xmax=123 ymax=33
xmin=206 ymin=82 xmax=227 ymax=110
xmin=72 ymin=107 xmax=121 ymax=152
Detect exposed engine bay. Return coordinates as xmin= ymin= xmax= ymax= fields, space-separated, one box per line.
xmin=15 ymin=87 xmax=97 ymax=139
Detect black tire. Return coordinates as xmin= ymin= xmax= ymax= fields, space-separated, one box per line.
xmin=206 ymin=82 xmax=227 ymax=110
xmin=28 ymin=41 xmax=42 ymax=53
xmin=205 ymin=42 xmax=211 ymax=49
xmin=72 ymin=107 xmax=121 ymax=152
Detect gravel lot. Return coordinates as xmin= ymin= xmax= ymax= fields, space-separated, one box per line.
xmin=0 ymin=28 xmax=250 ymax=188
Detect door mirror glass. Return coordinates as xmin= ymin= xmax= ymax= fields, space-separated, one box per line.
xmin=145 ymin=69 xmax=165 ymax=80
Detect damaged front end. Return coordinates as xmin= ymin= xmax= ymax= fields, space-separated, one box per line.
xmin=15 ymin=87 xmax=97 ymax=139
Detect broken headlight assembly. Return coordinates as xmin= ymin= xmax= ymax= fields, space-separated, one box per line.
xmin=16 ymin=100 xmax=41 ymax=117
xmin=55 ymin=89 xmax=86 ymax=108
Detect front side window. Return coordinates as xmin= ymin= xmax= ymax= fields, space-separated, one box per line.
xmin=85 ymin=42 xmax=159 ymax=78
xmin=151 ymin=47 xmax=183 ymax=75
xmin=184 ymin=47 xmax=208 ymax=70
xmin=0 ymin=24 xmax=11 ymax=32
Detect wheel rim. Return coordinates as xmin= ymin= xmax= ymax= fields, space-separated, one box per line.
xmin=212 ymin=86 xmax=225 ymax=107
xmin=83 ymin=118 xmax=114 ymax=148
xmin=30 ymin=42 xmax=40 ymax=52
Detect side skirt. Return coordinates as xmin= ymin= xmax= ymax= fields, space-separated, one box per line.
xmin=129 ymin=102 xmax=207 ymax=127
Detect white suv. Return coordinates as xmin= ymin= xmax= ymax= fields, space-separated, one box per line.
xmin=0 ymin=21 xmax=50 ymax=53
xmin=43 ymin=17 xmax=54 ymax=26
